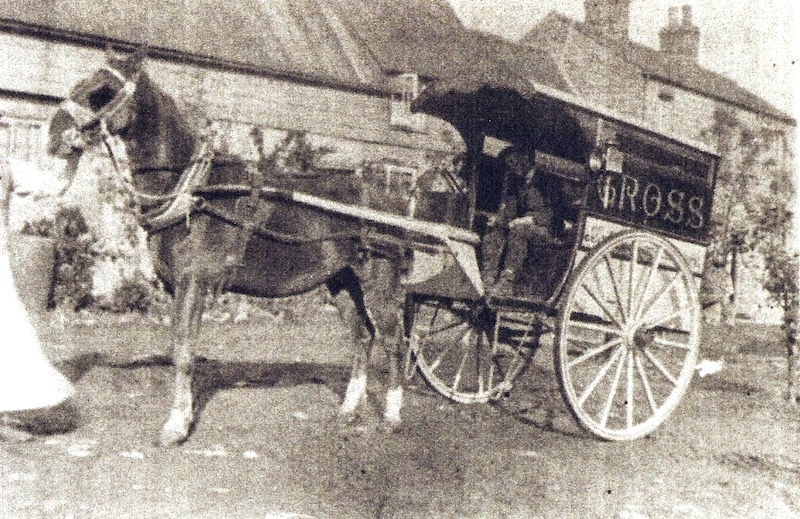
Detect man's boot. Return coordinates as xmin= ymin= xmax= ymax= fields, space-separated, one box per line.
xmin=490 ymin=228 xmax=527 ymax=297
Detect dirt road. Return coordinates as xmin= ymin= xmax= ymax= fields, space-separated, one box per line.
xmin=1 ymin=311 xmax=798 ymax=518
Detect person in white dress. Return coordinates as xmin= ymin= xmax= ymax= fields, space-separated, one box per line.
xmin=0 ymin=157 xmax=74 ymax=441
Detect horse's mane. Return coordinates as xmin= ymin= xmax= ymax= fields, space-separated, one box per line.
xmin=124 ymin=73 xmax=197 ymax=173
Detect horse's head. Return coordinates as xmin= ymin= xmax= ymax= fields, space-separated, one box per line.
xmin=47 ymin=45 xmax=146 ymax=163
xmin=47 ymin=44 xmax=198 ymax=198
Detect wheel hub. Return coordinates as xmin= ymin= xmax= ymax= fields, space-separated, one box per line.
xmin=626 ymin=325 xmax=654 ymax=351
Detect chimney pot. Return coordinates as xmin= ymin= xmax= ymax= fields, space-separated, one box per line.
xmin=659 ymin=4 xmax=701 ymax=62
xmin=668 ymin=6 xmax=680 ymax=27
xmin=584 ymin=0 xmax=632 ymax=40
xmin=682 ymin=5 xmax=693 ymax=26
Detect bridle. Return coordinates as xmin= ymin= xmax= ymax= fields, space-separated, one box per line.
xmin=58 ymin=65 xmax=139 ymax=150
xmin=57 ymin=63 xmax=214 ymax=232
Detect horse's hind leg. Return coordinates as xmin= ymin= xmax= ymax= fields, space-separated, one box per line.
xmin=326 ymin=269 xmax=375 ymax=424
xmin=381 ymin=333 xmax=404 ymax=431
xmin=158 ymin=273 xmax=206 ymax=447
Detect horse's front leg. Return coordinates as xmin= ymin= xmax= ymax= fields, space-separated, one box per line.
xmin=158 ymin=273 xmax=206 ymax=447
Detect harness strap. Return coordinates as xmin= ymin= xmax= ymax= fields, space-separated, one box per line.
xmin=221 ymin=163 xmax=271 ymax=271
xmin=199 ymin=201 xmax=361 ymax=244
xmin=140 ymin=138 xmax=214 ymax=231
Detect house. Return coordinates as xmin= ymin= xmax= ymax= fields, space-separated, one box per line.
xmin=521 ymin=2 xmax=794 ymax=139
xmin=520 ymin=0 xmax=795 ymax=323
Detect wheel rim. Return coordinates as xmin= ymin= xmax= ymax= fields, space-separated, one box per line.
xmin=556 ymin=231 xmax=700 ymax=440
xmin=409 ymin=299 xmax=536 ymax=404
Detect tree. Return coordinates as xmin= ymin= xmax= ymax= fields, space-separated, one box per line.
xmin=702 ymin=106 xmax=798 ymax=403
xmin=701 ymin=108 xmax=790 ymax=324
xmin=754 ymin=150 xmax=799 ymax=405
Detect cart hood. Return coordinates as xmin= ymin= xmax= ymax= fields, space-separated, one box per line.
xmin=412 ymin=75 xmax=592 ymax=163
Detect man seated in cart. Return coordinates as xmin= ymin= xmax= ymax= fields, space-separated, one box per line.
xmin=483 ymin=146 xmax=564 ymax=297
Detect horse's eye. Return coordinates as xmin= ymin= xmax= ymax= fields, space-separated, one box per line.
xmin=88 ymin=85 xmax=117 ymax=111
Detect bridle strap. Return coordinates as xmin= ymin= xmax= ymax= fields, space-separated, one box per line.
xmin=100 ymin=126 xmax=216 ymax=231
xmin=59 ymin=65 xmax=139 ymax=142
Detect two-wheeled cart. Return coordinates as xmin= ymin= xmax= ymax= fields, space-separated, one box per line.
xmin=226 ymin=78 xmax=718 ymax=441
xmin=396 ymin=79 xmax=719 ymax=441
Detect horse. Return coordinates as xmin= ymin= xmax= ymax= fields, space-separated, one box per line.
xmin=46 ymin=46 xmax=409 ymax=446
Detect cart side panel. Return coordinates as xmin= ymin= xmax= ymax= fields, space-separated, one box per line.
xmin=584 ymin=167 xmax=714 ymax=246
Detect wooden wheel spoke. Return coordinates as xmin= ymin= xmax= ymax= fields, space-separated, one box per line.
xmin=423 ymin=303 xmax=442 ymax=332
xmin=653 ymin=336 xmax=693 ymax=350
xmin=637 ymin=272 xmax=683 ymax=325
xmin=567 ymin=337 xmax=624 ymax=368
xmin=485 ymin=331 xmax=499 ymax=393
xmin=581 ymin=283 xmax=623 ymax=328
xmin=642 ymin=348 xmax=678 ymax=386
xmin=600 ymin=349 xmax=628 ymax=428
xmin=626 ymin=240 xmax=639 ymax=317
xmin=567 ymin=319 xmax=621 ymax=336
xmin=633 ymin=246 xmax=665 ymax=322
xmin=644 ymin=305 xmax=691 ymax=330
xmin=626 ymin=350 xmax=634 ymax=429
xmin=634 ymin=351 xmax=658 ymax=414
xmin=424 ymin=319 xmax=469 ymax=339
xmin=578 ymin=346 xmax=624 ymax=407
xmin=426 ymin=323 xmax=469 ymax=372
xmin=450 ymin=332 xmax=472 ymax=392
xmin=476 ymin=332 xmax=489 ymax=395
xmin=602 ymin=254 xmax=628 ymax=321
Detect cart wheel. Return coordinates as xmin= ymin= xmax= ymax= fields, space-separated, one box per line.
xmin=555 ymin=231 xmax=700 ymax=441
xmin=407 ymin=298 xmax=538 ymax=404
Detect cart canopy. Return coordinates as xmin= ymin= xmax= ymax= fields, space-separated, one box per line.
xmin=412 ymin=75 xmax=591 ymax=164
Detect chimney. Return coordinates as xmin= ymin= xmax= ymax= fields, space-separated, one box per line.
xmin=584 ymin=0 xmax=632 ymax=40
xmin=659 ymin=4 xmax=700 ymax=61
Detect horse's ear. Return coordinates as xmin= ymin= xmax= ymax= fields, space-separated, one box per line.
xmin=130 ymin=44 xmax=149 ymax=69
xmin=105 ymin=44 xmax=117 ymax=63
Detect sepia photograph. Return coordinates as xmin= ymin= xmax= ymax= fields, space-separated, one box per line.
xmin=0 ymin=1 xmax=797 ymax=517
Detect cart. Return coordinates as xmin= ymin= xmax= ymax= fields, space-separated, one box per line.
xmin=396 ymin=78 xmax=719 ymax=441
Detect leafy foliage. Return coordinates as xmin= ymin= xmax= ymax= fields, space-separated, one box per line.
xmin=700 ymin=108 xmax=795 ymax=315
xmin=23 ymin=207 xmax=98 ymax=310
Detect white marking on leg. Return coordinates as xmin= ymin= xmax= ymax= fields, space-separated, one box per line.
xmin=164 ymin=408 xmax=189 ymax=434
xmin=340 ymin=374 xmax=367 ymax=415
xmin=384 ymin=387 xmax=403 ymax=424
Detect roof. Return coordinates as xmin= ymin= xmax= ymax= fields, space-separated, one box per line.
xmin=0 ymin=0 xmax=571 ymax=97
xmin=0 ymin=0 xmax=386 ymax=90
xmin=333 ymin=0 xmax=570 ymax=92
xmin=522 ymin=12 xmax=794 ymax=124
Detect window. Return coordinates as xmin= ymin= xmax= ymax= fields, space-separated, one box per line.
xmin=384 ymin=164 xmax=417 ymax=194
xmin=0 ymin=116 xmax=45 ymax=165
xmin=389 ymin=73 xmax=425 ymax=132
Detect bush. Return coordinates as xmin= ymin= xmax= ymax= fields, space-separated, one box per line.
xmin=100 ymin=275 xmax=155 ymax=313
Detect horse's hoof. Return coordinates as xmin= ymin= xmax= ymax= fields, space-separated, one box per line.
xmin=156 ymin=427 xmax=187 ymax=447
xmin=380 ymin=418 xmax=402 ymax=434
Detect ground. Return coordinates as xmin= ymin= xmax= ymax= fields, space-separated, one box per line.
xmin=1 ymin=307 xmax=798 ymax=519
